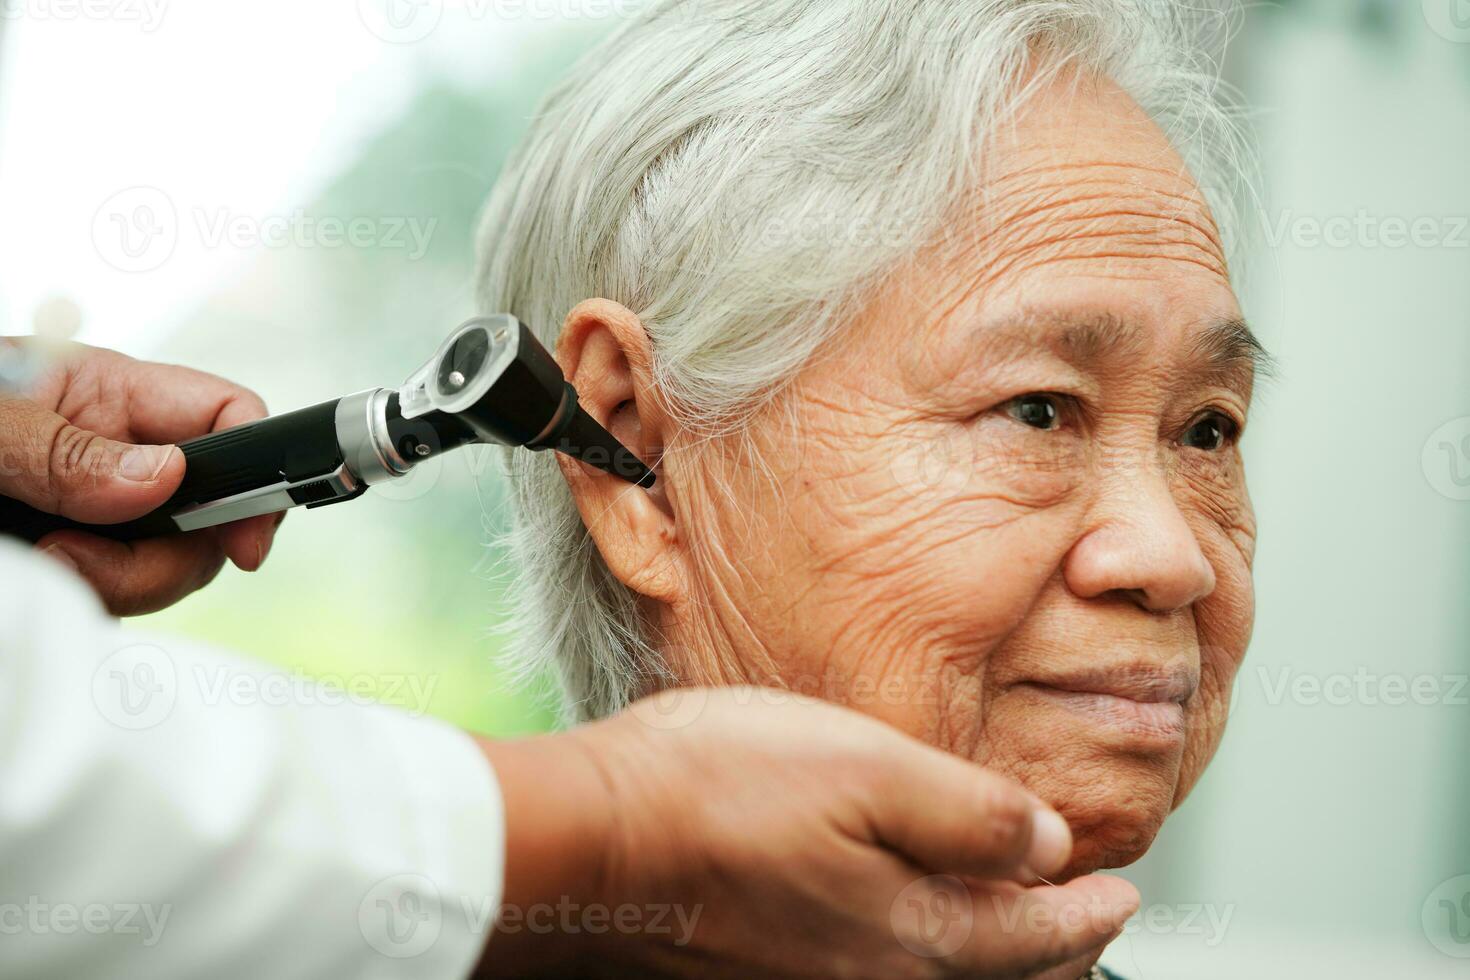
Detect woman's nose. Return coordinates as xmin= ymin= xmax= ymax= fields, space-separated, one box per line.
xmin=1062 ymin=473 xmax=1216 ymax=613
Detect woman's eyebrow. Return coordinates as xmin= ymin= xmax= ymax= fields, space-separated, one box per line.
xmin=961 ymin=310 xmax=1144 ymax=366
xmin=968 ymin=310 xmax=1273 ymax=389
xmin=1186 ymin=316 xmax=1276 ymax=390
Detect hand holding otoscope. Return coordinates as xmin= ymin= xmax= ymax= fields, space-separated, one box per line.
xmin=0 ymin=316 xmax=652 ymax=612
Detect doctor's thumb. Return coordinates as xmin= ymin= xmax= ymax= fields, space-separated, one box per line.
xmin=0 ymin=399 xmax=184 ymax=524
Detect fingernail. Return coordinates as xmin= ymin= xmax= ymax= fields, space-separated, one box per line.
xmin=1026 ymin=807 xmax=1072 ymax=877
xmin=41 ymin=544 xmax=79 ymax=574
xmin=120 ymin=445 xmax=174 ymax=482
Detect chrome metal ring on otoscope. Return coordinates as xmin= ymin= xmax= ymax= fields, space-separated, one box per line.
xmin=0 ymin=314 xmax=656 ymax=544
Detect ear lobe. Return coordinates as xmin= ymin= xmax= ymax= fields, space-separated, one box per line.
xmin=553 ymin=299 xmax=685 ymax=605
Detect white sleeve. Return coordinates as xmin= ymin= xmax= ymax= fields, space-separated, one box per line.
xmin=0 ymin=538 xmax=504 ymax=980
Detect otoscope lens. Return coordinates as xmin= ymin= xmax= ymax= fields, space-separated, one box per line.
xmin=438 ymin=326 xmax=490 ymax=396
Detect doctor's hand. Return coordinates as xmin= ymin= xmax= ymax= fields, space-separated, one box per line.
xmin=479 ymin=689 xmax=1139 ymax=979
xmin=0 ymin=336 xmax=279 ymax=615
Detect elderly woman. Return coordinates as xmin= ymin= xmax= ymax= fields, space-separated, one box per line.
xmin=479 ymin=0 xmax=1259 ymax=973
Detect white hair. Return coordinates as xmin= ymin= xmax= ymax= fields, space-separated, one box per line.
xmin=475 ymin=0 xmax=1249 ymax=724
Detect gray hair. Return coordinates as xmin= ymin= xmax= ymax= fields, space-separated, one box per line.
xmin=475 ymin=0 xmax=1248 ymax=724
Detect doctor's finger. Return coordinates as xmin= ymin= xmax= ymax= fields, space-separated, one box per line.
xmin=36 ymin=527 xmax=227 ymax=616
xmin=0 ymin=397 xmax=184 ymax=523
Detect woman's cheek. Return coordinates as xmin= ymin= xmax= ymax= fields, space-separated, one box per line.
xmin=870 ymin=424 xmax=1092 ymax=650
xmin=1175 ymin=635 xmax=1247 ymax=805
xmin=768 ymin=417 xmax=1094 ymax=735
xmin=1173 ymin=465 xmax=1256 ymax=804
xmin=800 ymin=416 xmax=1085 ymax=570
xmin=1173 ymin=448 xmax=1255 ymax=549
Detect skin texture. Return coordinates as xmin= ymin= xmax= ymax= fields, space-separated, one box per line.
xmin=557 ymin=72 xmax=1258 ymax=884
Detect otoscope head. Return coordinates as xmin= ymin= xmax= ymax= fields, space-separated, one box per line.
xmin=399 ymin=315 xmax=655 ymax=488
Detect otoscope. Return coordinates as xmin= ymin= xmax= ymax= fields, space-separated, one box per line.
xmin=0 ymin=315 xmax=654 ymax=543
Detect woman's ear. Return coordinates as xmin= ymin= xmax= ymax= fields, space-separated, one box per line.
xmin=553 ymin=298 xmax=686 ymax=605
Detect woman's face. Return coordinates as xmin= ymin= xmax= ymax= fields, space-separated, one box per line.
xmin=669 ymin=75 xmax=1259 ymax=876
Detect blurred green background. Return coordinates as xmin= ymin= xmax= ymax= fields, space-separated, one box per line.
xmin=1 ymin=1 xmax=1466 ymax=976
xmin=133 ymin=43 xmax=610 ymax=738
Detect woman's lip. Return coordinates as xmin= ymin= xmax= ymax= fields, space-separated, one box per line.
xmin=1018 ymin=682 xmax=1189 ymax=743
xmin=1022 ymin=663 xmax=1199 ymax=704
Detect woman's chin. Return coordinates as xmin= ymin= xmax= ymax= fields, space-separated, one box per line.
xmin=973 ymin=699 xmax=1185 ymax=876
xmin=1036 ymin=758 xmax=1179 ymax=874
xmin=1059 ymin=805 xmax=1168 ymax=876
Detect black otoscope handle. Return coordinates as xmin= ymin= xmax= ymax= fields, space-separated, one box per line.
xmin=0 ymin=399 xmax=345 ymax=544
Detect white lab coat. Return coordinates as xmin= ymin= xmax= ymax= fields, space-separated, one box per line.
xmin=0 ymin=538 xmax=505 ymax=979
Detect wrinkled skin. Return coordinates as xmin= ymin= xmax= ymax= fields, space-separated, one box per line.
xmin=559 ymin=72 xmax=1258 ymax=883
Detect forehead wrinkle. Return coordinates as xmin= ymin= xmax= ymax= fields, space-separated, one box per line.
xmin=984 ymin=161 xmax=1218 ymax=235
xmin=968 ymin=162 xmax=1228 ymax=286
xmin=985 ymin=158 xmax=1209 ymax=188
xmin=982 ymin=184 xmax=1224 ymax=260
xmin=989 ymin=209 xmax=1227 ymax=283
xmin=895 ymin=162 xmax=1236 ymax=387
xmin=982 ymin=230 xmax=1231 ymax=289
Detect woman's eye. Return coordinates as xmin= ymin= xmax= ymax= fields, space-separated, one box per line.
xmin=1004 ymin=394 xmax=1062 ymax=430
xmin=1181 ymin=412 xmax=1239 ymax=451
